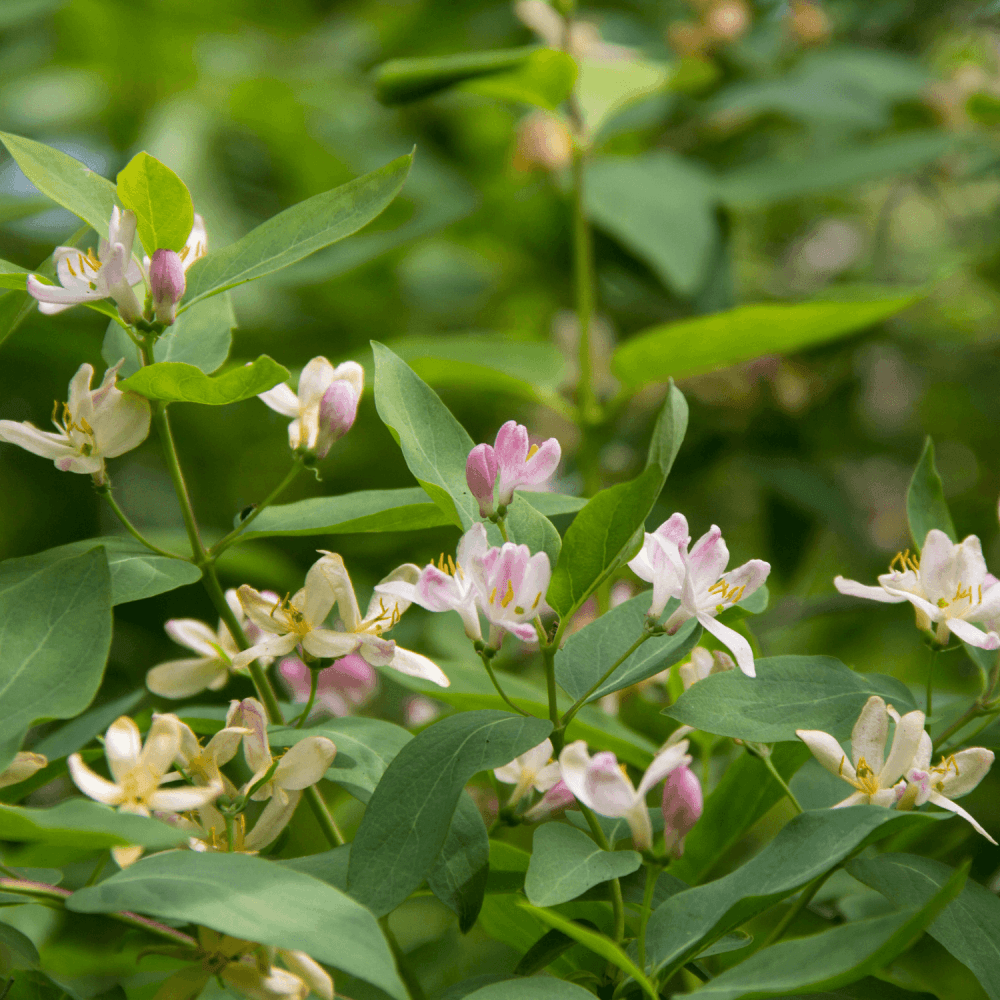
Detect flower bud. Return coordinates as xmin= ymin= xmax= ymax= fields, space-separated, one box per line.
xmin=0 ymin=751 xmax=47 ymax=789
xmin=466 ymin=443 xmax=498 ymax=517
xmin=150 ymin=248 xmax=186 ymax=325
xmin=523 ymin=779 xmax=575 ymax=822
xmin=661 ymin=765 xmax=702 ymax=858
xmin=315 ymin=378 xmax=360 ymax=458
xmin=513 ymin=111 xmax=573 ymax=173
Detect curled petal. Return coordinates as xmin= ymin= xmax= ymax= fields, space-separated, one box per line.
xmin=927 ymin=791 xmax=998 ymax=844
xmin=834 ymin=576 xmax=906 ymax=603
xmin=697 ymin=614 xmax=756 ymax=677
xmin=797 ymin=729 xmax=855 ymax=781
xmin=939 ymin=747 xmax=994 ymax=799
xmin=850 ymin=696 xmax=888 ymax=776
xmin=68 ymin=754 xmax=124 ymax=805
xmin=388 ymin=646 xmax=451 ymax=687
xmin=273 ymin=737 xmax=337 ymax=791
xmin=146 ymin=657 xmax=229 ymax=699
xmin=258 ymin=383 xmax=301 ymax=418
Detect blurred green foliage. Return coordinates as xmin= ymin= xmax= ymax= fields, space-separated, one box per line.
xmin=4 ymin=0 xmax=1000 ymax=993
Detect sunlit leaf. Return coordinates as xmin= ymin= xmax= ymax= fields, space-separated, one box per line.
xmin=116 ymin=151 xmax=194 ymax=253
xmin=119 ymin=356 xmax=288 ymax=405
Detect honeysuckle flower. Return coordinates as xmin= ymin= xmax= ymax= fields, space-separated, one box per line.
xmin=559 ymin=738 xmax=692 ymax=851
xmin=149 ymin=249 xmax=186 ymax=325
xmin=173 ymin=716 xmax=248 ymax=790
xmin=835 ymin=530 xmax=1000 ymax=650
xmin=68 ymin=714 xmax=220 ymax=866
xmin=515 ymin=0 xmax=635 ymax=61
xmin=661 ymin=765 xmax=702 ymax=858
xmin=0 ymin=360 xmax=151 ymax=485
xmin=628 ymin=513 xmax=770 ymax=677
xmin=523 ymin=779 xmax=575 ymax=823
xmin=278 ymin=654 xmax=377 ymax=719
xmin=257 ymin=358 xmax=363 ymax=460
xmin=403 ymin=695 xmax=440 ymax=727
xmin=494 ymin=738 xmax=561 ymax=806
xmin=900 ymin=730 xmax=996 ymax=843
xmin=471 ymin=539 xmax=552 ymax=645
xmin=0 ymin=751 xmax=47 ymax=789
xmin=679 ymin=647 xmax=735 ymax=690
xmin=796 ymin=696 xmax=925 ymax=808
xmin=494 ymin=421 xmax=561 ymax=507
xmin=466 ymin=443 xmax=499 ymax=518
xmin=27 ymin=207 xmax=143 ymax=324
xmin=142 ymin=212 xmax=207 ymax=277
xmin=374 ymin=523 xmax=490 ymax=642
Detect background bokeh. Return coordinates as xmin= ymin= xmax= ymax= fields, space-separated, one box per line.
xmin=3 ymin=0 xmax=1000 ymax=994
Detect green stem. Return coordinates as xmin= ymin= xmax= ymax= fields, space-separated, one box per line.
xmin=210 ymin=459 xmax=304 ymax=557
xmin=478 ymin=650 xmax=530 ymax=717
xmin=304 ymin=785 xmax=345 ymax=847
xmin=571 ymin=150 xmax=597 ymax=423
xmin=296 ymin=667 xmax=320 ymax=728
xmin=496 ymin=517 xmax=509 ymax=543
xmin=100 ymin=489 xmax=182 ymax=559
xmin=577 ymin=803 xmax=625 ymax=943
xmin=540 ymin=634 xmax=562 ymax=743
xmin=759 ymin=748 xmax=803 ymax=814
xmin=561 ymin=630 xmax=652 ymax=728
xmin=926 ymin=646 xmax=938 ymax=721
xmin=762 ymin=866 xmax=836 ymax=949
xmin=936 ymin=707 xmax=997 ymax=753
xmin=637 ymin=862 xmax=660 ymax=973
xmin=152 ymin=403 xmax=205 ymax=562
xmin=379 ymin=917 xmax=427 ymax=1000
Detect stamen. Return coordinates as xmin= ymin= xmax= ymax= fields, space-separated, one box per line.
xmin=500 ymin=580 xmax=515 ymax=608
xmin=489 ymin=587 xmax=497 ymax=604
xmin=66 ymin=258 xmax=78 ymax=277
xmin=532 ymin=592 xmax=541 ymax=610
xmin=179 ymin=246 xmax=190 ymax=260
xmin=526 ymin=444 xmax=539 ymax=461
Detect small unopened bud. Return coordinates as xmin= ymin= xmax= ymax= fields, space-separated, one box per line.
xmin=661 ymin=765 xmax=702 ymax=858
xmin=789 ymin=0 xmax=831 ymax=44
xmin=513 ymin=111 xmax=573 ymax=173
xmin=150 ymin=248 xmax=186 ymax=325
xmin=466 ymin=443 xmax=498 ymax=517
xmin=705 ymin=0 xmax=750 ymax=41
xmin=315 ymin=379 xmax=360 ymax=458
xmin=523 ymin=779 xmax=575 ymax=823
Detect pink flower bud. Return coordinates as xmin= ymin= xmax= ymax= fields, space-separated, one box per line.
xmin=523 ymin=779 xmax=576 ymax=822
xmin=149 ymin=249 xmax=186 ymax=325
xmin=466 ymin=443 xmax=498 ymax=517
xmin=493 ymin=420 xmax=561 ymax=506
xmin=661 ymin=765 xmax=702 ymax=858
xmin=315 ymin=379 xmax=360 ymax=457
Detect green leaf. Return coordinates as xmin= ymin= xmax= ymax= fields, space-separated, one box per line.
xmin=547 ymin=382 xmax=687 ymax=617
xmin=427 ymin=791 xmax=490 ymax=933
xmin=119 ymin=356 xmax=288 ymax=405
xmin=31 ymin=690 xmax=146 ymax=762
xmin=278 ymin=843 xmax=351 ymax=892
xmin=686 ymin=863 xmax=967 ymax=1000
xmin=347 ymin=710 xmax=552 ymax=916
xmin=0 ymin=549 xmax=112 ymax=772
xmin=612 ymin=294 xmax=921 ymax=390
xmin=0 ymin=800 xmax=186 ymax=850
xmin=0 ymin=256 xmax=30 ymax=291
xmin=104 ymin=292 xmax=236 ymax=378
xmin=0 ymin=131 xmax=115 ymax=233
xmin=586 ymin=153 xmax=718 ymax=296
xmin=67 ymin=851 xmax=408 ymax=1000
xmin=241 ymin=487 xmax=452 ymax=540
xmin=116 ymin=151 xmax=194 ymax=254
xmin=524 ymin=823 xmax=641 ymax=907
xmin=556 ymin=595 xmax=700 ymax=705
xmin=968 ymin=92 xmax=1000 ymax=126
xmin=644 ymin=806 xmax=942 ymax=979
xmin=462 ymin=49 xmax=577 ymax=110
xmin=664 ymin=655 xmax=917 ymax=743
xmin=907 ymin=437 xmax=957 ymax=550
xmin=516 ymin=902 xmax=658 ymax=999
xmin=383 ymin=656 xmax=658 ymax=767
xmin=0 ymin=537 xmax=200 ymax=606
xmin=576 ymin=58 xmax=670 ymax=137
xmin=0 ymin=922 xmax=40 ymax=973
xmin=671 ymin=743 xmax=811 ymax=885
xmin=461 ymin=980 xmax=597 ymax=1000
xmin=371 ymin=341 xmax=478 ymax=528
xmin=268 ymin=716 xmax=412 ymax=803
xmin=182 ymin=153 xmax=412 ymax=309
xmin=486 ymin=840 xmax=530 ymax=895
xmin=848 ymin=853 xmax=1000 ymax=1000
xmin=514 ymin=926 xmax=588 ymax=976
xmin=374 ymin=46 xmax=540 ymax=105
xmin=505 ymin=494 xmax=561 ymax=566
xmin=522 ymin=492 xmax=588 ymax=517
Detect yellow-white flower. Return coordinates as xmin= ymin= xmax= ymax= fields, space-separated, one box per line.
xmin=0 ymin=751 xmax=47 ymax=789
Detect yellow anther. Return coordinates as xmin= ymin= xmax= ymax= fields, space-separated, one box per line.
xmin=489 ymin=587 xmax=497 ymax=604
xmin=447 ymin=554 xmax=457 ymax=575
xmin=66 ymin=257 xmax=78 ymax=277
xmin=500 ymin=580 xmax=515 ymax=608
xmin=179 ymin=245 xmax=190 ymax=261
xmin=526 ymin=444 xmax=539 ymax=461
xmin=889 ymin=549 xmax=920 ymax=574
xmin=532 ymin=591 xmax=542 ymax=610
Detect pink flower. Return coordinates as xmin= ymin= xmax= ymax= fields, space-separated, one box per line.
xmin=278 ymin=654 xmax=377 ymax=720
xmin=470 ymin=539 xmax=552 ymax=645
xmin=466 ymin=443 xmax=499 ymax=518
xmin=149 ymin=248 xmax=186 ymax=324
xmin=661 ymin=765 xmax=702 ymax=858
xmin=523 ymin=780 xmax=576 ymax=823
xmin=464 ymin=421 xmax=561 ymax=516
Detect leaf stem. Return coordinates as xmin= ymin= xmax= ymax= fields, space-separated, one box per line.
xmin=758 ymin=747 xmax=803 ymax=814
xmin=303 ymin=785 xmax=345 ymax=847
xmin=637 ymin=862 xmax=661 ymax=972
xmin=477 ymin=650 xmax=530 ymax=717
xmin=296 ymin=667 xmax=321 ymax=728
xmin=98 ymin=488 xmax=183 ymax=559
xmin=762 ymin=866 xmax=836 ymax=949
xmin=577 ymin=803 xmax=625 ymax=943
xmin=152 ymin=403 xmax=205 ymax=562
xmin=210 ymin=458 xmax=304 ymax=557
xmin=926 ymin=646 xmax=938 ymax=721
xmin=560 ymin=630 xmax=652 ymax=729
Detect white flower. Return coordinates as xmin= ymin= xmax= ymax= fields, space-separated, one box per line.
xmin=258 ymin=358 xmax=363 ymax=459
xmin=27 ymin=207 xmax=144 ymax=323
xmin=679 ymin=647 xmax=735 ymax=690
xmin=835 ymin=530 xmax=1000 ymax=650
xmin=901 ymin=730 xmax=996 ymax=843
xmin=0 ymin=360 xmax=151 ymax=484
xmin=628 ymin=513 xmax=770 ymax=676
xmin=469 ymin=537 xmax=552 ymax=645
xmin=0 ymin=751 xmax=47 ymax=789
xmin=559 ymin=738 xmax=692 ymax=851
xmin=796 ymin=696 xmax=925 ymax=808
xmin=68 ymin=714 xmax=220 ymax=867
xmin=494 ymin=738 xmax=561 ymax=806
xmin=146 ymin=589 xmax=278 ymax=699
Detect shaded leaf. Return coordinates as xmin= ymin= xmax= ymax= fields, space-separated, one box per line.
xmin=462 ymin=979 xmax=596 ymax=1000
xmin=505 ymin=494 xmax=561 ymax=567
xmin=31 ymin=689 xmax=146 ymax=762
xmin=427 ymin=791 xmax=490 ymax=933
xmin=462 ymin=49 xmax=577 ymax=110
xmin=907 ymin=437 xmax=957 ymax=550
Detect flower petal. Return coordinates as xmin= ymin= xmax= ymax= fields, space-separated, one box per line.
xmin=274 ymin=737 xmax=337 ymax=790
xmin=278 ymin=952 xmax=333 ymax=1000
xmin=300 ymin=629 xmax=360 ymax=660
xmin=834 ymin=576 xmax=906 ymax=603
xmin=139 ymin=714 xmax=183 ymax=778
xmin=258 ymin=382 xmax=301 ymax=417
xmin=918 ymin=529 xmax=958 ymax=605
xmin=388 ymin=646 xmax=451 ymax=687
xmin=636 ymin=741 xmax=691 ymax=798
xmin=797 ymin=729 xmax=855 ymax=781
xmin=850 ymin=696 xmax=888 ymax=775
xmin=298 ymin=357 xmax=337 ymax=409
xmin=164 ymin=618 xmax=222 ymax=657
xmin=696 ymin=614 xmax=756 ymax=677
xmin=68 ymin=754 xmax=124 ymax=805
xmin=315 ymin=552 xmax=358 ymax=630
xmin=244 ymin=790 xmax=303 ymax=851
xmin=0 ymin=420 xmax=76 ymax=461
xmin=945 ymin=616 xmax=1000 ymax=650
xmin=150 ymin=784 xmax=221 ymax=812
xmin=232 ymin=634 xmax=300 ymax=672
xmin=367 ymin=563 xmax=420 ymax=623
xmin=146 ymin=657 xmax=229 ymax=699
xmin=880 ymin=709 xmax=926 ymax=786
xmin=237 ymin=585 xmax=286 ymax=636
xmin=927 ymin=791 xmax=997 ymax=844
xmin=105 ymin=716 xmax=143 ymax=782
xmin=938 ymin=747 xmax=994 ymax=798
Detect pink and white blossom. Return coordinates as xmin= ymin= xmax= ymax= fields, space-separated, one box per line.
xmin=835 ymin=530 xmax=1000 ymax=650
xmin=661 ymin=765 xmax=702 ymax=858
xmin=470 ymin=538 xmax=552 ymax=645
xmin=464 ymin=421 xmax=561 ymax=515
xmin=523 ymin=779 xmax=576 ymax=823
xmin=559 ymin=738 xmax=692 ymax=851
xmin=628 ymin=512 xmax=770 ymax=676
xmin=0 ymin=360 xmax=150 ymax=484
xmin=494 ymin=738 xmax=561 ymax=806
xmin=258 ymin=358 xmax=363 ymax=460
xmin=278 ymin=654 xmax=377 ymax=719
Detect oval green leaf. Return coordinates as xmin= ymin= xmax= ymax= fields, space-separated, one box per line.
xmin=119 ymin=356 xmax=288 ymax=405
xmin=906 ymin=436 xmax=957 ymax=550
xmin=116 ymin=151 xmax=194 ymax=254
